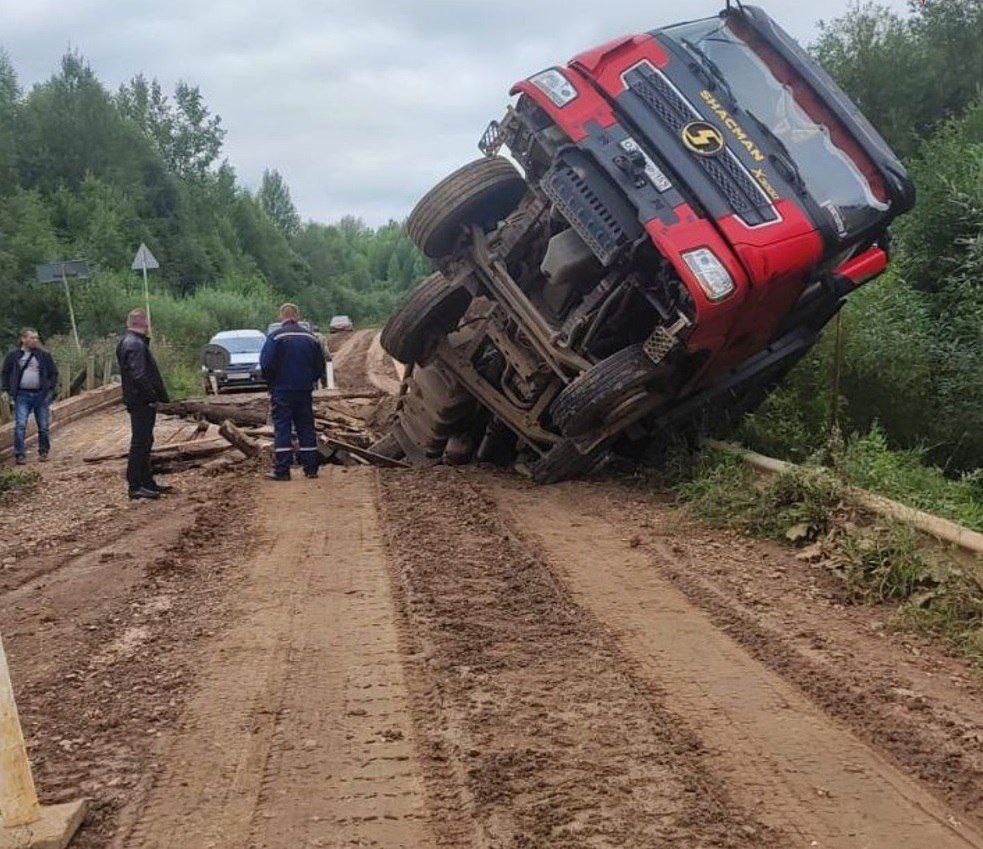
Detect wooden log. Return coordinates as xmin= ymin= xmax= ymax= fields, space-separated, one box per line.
xmin=314 ymin=410 xmax=366 ymax=431
xmin=244 ymin=426 xmax=275 ymax=438
xmin=321 ymin=390 xmax=386 ymax=401
xmin=84 ymin=437 xmax=228 ymax=463
xmin=218 ymin=420 xmax=260 ymax=458
xmin=158 ymin=401 xmax=268 ymax=429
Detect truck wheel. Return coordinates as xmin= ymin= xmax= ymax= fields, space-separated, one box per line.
xmin=380 ymin=272 xmax=471 ymax=365
xmin=407 ymin=157 xmax=527 ymax=259
xmin=531 ymin=439 xmax=605 ymax=485
xmin=550 ymin=344 xmax=666 ymax=437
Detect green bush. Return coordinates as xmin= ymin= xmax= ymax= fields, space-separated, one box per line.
xmin=0 ymin=466 xmax=40 ymax=494
xmin=675 ymin=448 xmax=845 ymax=540
xmin=675 ymin=448 xmax=982 ymax=661
xmin=838 ymin=427 xmax=983 ymax=531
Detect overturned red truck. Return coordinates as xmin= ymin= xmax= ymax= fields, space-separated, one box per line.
xmin=375 ymin=4 xmax=914 ymax=482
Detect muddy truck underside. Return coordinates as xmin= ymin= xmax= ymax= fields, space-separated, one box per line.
xmin=374 ymin=4 xmax=913 ymax=483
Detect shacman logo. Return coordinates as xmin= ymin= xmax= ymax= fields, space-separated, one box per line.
xmin=681 ymin=121 xmax=725 ymax=156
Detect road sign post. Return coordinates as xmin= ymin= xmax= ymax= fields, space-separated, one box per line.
xmin=35 ymin=262 xmax=91 ymax=353
xmin=131 ymin=244 xmax=159 ymax=334
xmin=60 ymin=267 xmax=81 ymax=352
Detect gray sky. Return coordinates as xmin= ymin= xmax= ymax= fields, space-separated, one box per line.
xmin=3 ymin=0 xmax=911 ymax=226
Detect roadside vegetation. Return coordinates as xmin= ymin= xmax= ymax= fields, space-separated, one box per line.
xmin=674 ymin=446 xmax=983 ymax=664
xmin=0 ymin=465 xmax=39 ymax=495
xmin=0 ymin=51 xmax=428 ymax=396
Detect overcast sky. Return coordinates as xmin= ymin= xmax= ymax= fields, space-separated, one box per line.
xmin=3 ymin=0 xmax=911 ymax=226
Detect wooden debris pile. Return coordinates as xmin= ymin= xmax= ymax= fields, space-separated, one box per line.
xmin=147 ymin=391 xmax=406 ymax=472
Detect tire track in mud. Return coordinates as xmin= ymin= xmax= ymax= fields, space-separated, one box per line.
xmin=118 ymin=467 xmax=436 ymax=849
xmin=378 ymin=466 xmax=779 ymax=849
xmin=483 ymin=474 xmax=983 ymax=849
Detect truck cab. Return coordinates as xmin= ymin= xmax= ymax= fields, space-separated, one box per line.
xmin=377 ymin=5 xmax=914 ymax=482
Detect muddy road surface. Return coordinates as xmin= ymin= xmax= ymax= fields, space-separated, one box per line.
xmin=1 ymin=331 xmax=981 ymax=848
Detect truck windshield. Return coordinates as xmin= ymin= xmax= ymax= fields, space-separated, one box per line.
xmin=660 ymin=16 xmax=888 ymax=241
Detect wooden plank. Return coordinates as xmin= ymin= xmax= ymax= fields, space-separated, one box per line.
xmin=319 ymin=435 xmax=409 ymax=469
xmin=0 ymin=633 xmax=41 ymax=827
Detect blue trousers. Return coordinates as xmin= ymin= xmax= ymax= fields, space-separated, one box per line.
xmin=271 ymin=390 xmax=318 ymax=475
xmin=14 ymin=390 xmax=52 ymax=459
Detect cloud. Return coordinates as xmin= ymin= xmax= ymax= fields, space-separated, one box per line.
xmin=3 ymin=0 xmax=911 ymax=225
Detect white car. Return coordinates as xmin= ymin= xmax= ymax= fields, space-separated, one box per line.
xmin=201 ymin=329 xmax=267 ymax=392
xmin=329 ymin=315 xmax=354 ymax=333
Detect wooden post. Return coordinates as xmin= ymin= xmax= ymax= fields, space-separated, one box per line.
xmin=0 ymin=634 xmax=41 ymax=827
xmin=0 ymin=394 xmax=10 ymax=425
xmin=59 ymin=368 xmax=71 ymax=402
xmin=102 ymin=354 xmax=113 ymax=387
xmin=84 ymin=355 xmax=96 ymax=392
xmin=60 ymin=266 xmax=81 ymax=353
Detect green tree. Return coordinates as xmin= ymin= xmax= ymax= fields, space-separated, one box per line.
xmin=258 ymin=168 xmax=301 ymax=237
xmin=813 ymin=0 xmax=983 ymax=157
xmin=0 ymin=50 xmax=18 ymax=196
xmin=117 ymin=75 xmax=225 ymax=177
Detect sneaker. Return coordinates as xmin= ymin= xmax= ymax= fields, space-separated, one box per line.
xmin=15 ymin=456 xmax=26 ymax=466
xmin=148 ymin=482 xmax=174 ymax=494
xmin=128 ymin=487 xmax=161 ymax=500
xmin=265 ymin=471 xmax=291 ymax=482
xmin=38 ymin=454 xmax=49 ymax=463
xmin=303 ymin=470 xmax=319 ymax=479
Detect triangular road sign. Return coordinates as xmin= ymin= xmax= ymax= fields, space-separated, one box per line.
xmin=132 ymin=243 xmax=159 ymax=271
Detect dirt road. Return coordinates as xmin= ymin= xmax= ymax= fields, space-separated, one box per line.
xmin=2 ymin=333 xmax=981 ymax=848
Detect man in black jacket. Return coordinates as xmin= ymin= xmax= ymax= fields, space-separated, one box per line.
xmin=1 ymin=328 xmax=59 ymax=465
xmin=116 ymin=308 xmax=170 ymax=499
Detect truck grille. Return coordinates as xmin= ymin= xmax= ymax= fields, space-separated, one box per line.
xmin=624 ymin=63 xmax=778 ymax=227
xmin=541 ymin=163 xmax=629 ymax=266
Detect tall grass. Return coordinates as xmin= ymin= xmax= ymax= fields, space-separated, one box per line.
xmin=674 ymin=446 xmax=983 ymax=662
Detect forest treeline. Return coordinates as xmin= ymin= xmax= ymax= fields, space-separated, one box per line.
xmin=0 ymin=51 xmax=427 ymax=372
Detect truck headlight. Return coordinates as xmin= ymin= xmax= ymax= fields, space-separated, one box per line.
xmin=682 ymin=248 xmax=735 ymax=301
xmin=529 ymin=69 xmax=578 ymax=107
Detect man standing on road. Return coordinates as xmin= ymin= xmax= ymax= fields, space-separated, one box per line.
xmin=260 ymin=303 xmax=325 ymax=481
xmin=116 ymin=308 xmax=170 ymax=500
xmin=1 ymin=328 xmax=59 ymax=465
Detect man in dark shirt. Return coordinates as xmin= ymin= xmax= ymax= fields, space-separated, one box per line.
xmin=259 ymin=304 xmax=326 ymax=481
xmin=116 ymin=308 xmax=170 ymax=499
xmin=1 ymin=328 xmax=59 ymax=465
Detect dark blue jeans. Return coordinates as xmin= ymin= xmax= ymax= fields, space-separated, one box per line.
xmin=14 ymin=390 xmax=52 ymax=459
xmin=271 ymin=390 xmax=318 ymax=475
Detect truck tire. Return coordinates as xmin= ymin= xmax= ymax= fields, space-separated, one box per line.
xmin=531 ymin=439 xmax=605 ymax=485
xmin=380 ymin=272 xmax=471 ymax=365
xmin=407 ymin=157 xmax=527 ymax=259
xmin=550 ymin=344 xmax=665 ymax=437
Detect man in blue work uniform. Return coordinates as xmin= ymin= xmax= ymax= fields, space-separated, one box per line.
xmin=259 ymin=303 xmax=326 ymax=481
